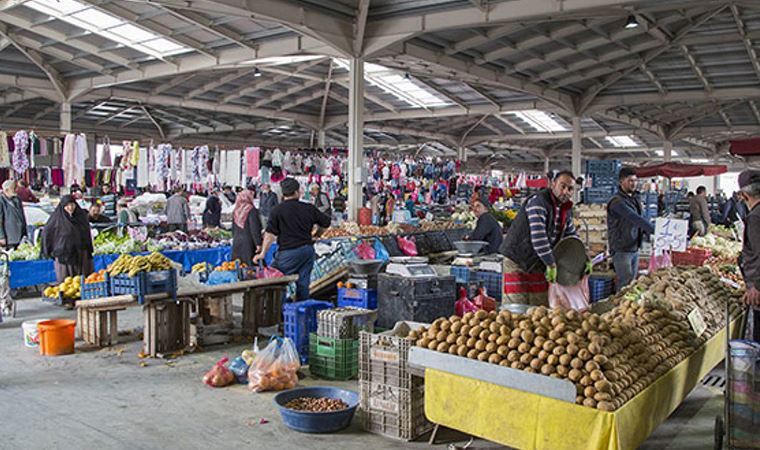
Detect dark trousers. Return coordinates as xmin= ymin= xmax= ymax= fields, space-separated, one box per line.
xmin=272 ymin=245 xmax=315 ymax=301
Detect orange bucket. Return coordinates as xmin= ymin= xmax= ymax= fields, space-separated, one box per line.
xmin=37 ymin=319 xmax=76 ymax=356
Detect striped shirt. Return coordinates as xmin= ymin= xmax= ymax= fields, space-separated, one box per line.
xmin=525 ymin=196 xmax=577 ymax=267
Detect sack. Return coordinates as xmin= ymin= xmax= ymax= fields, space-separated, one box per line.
xmin=229 ymin=356 xmax=250 ymax=384
xmin=203 ymin=357 xmax=235 ymax=387
xmin=455 ymin=287 xmax=478 ymax=316
xmin=355 ymin=241 xmax=376 ymax=260
xmin=397 ymin=235 xmax=418 ymax=256
xmin=248 ymin=337 xmax=300 ymax=393
xmin=548 ymin=277 xmax=589 ymax=311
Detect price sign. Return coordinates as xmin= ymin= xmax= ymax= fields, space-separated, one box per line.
xmin=687 ymin=307 xmax=707 ymax=337
xmin=734 ymin=220 xmax=744 ymax=244
xmin=654 ymin=218 xmax=688 ymax=255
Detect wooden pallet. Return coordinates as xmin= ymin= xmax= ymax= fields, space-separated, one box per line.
xmin=143 ymin=298 xmax=191 ymax=357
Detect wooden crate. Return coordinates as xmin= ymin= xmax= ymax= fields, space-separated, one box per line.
xmin=143 ymin=299 xmax=191 ymax=357
xmin=77 ymin=307 xmax=125 ymax=347
xmin=241 ymin=286 xmax=284 ymax=336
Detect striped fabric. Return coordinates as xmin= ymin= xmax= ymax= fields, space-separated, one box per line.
xmin=526 ymin=196 xmax=576 ymax=267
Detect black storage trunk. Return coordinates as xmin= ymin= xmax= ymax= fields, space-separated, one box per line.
xmin=377 ymin=273 xmax=456 ymax=328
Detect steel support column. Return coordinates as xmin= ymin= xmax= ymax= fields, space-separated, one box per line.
xmin=571 ymin=116 xmax=582 ymax=177
xmin=317 ymin=130 xmax=326 ymax=148
xmin=60 ymin=101 xmax=71 ymax=133
xmin=663 ymin=140 xmax=673 ymax=162
xmin=544 ymin=156 xmax=550 ymax=175
xmin=347 ymin=58 xmax=365 ymax=221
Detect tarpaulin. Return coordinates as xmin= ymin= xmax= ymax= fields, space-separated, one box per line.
xmin=729 ymin=137 xmax=760 ymax=156
xmin=634 ymin=162 xmax=727 ymax=178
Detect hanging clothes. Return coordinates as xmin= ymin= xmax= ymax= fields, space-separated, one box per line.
xmin=12 ymin=130 xmax=29 ymax=175
xmin=101 ymin=136 xmax=112 ymax=168
xmin=246 ymin=147 xmax=259 ymax=178
xmin=137 ymin=147 xmax=149 ymax=187
xmin=0 ymin=131 xmax=9 ymax=168
xmin=226 ymin=150 xmax=242 ymax=187
xmin=62 ymin=133 xmax=76 ymax=186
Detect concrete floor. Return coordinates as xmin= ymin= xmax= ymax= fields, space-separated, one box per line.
xmin=0 ymin=298 xmax=725 ymax=450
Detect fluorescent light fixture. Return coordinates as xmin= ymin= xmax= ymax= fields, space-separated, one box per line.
xmin=25 ymin=0 xmax=190 ymax=58
xmin=625 ymin=15 xmax=639 ymax=29
xmin=691 ymin=158 xmax=710 ymax=163
xmin=605 ymin=136 xmax=639 ymax=147
xmin=508 ymin=110 xmax=568 ymax=132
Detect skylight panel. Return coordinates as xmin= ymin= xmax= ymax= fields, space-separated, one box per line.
xmin=605 ymin=136 xmax=639 ymax=147
xmin=25 ymin=0 xmax=191 ymax=58
xmin=509 ymin=110 xmax=567 ymax=133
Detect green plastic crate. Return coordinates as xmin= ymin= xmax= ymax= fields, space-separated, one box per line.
xmin=309 ymin=333 xmax=359 ymax=380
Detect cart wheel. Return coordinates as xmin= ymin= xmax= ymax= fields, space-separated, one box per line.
xmin=714 ymin=415 xmax=724 ymax=450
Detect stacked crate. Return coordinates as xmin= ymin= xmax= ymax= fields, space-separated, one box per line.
xmin=359 ymin=322 xmax=433 ymax=441
xmin=309 ymin=307 xmax=376 ymax=380
xmin=584 ymin=160 xmax=620 ymax=204
xmin=638 ymin=192 xmax=659 ymax=223
xmin=283 ymin=300 xmax=333 ymax=365
xmin=574 ymin=204 xmax=608 ymax=255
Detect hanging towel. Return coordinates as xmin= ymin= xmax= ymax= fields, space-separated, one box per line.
xmin=246 ymin=147 xmax=260 ymax=178
xmin=226 ymin=150 xmax=241 ymax=186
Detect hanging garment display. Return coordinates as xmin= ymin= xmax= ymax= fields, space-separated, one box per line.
xmin=155 ymin=143 xmax=171 ymax=191
xmin=120 ymin=141 xmax=133 ymax=170
xmin=12 ymin=130 xmax=29 ymax=175
xmin=0 ymin=131 xmax=9 ymax=168
xmin=191 ymin=145 xmax=209 ymax=183
xmin=101 ymin=136 xmax=112 ymax=168
xmin=137 ymin=147 xmax=149 ymax=187
xmin=75 ymin=133 xmax=89 ymax=185
xmin=225 ymin=150 xmax=241 ymax=187
xmin=218 ymin=148 xmax=228 ymax=186
xmin=246 ymin=147 xmax=260 ymax=178
xmin=62 ymin=133 xmax=76 ymax=186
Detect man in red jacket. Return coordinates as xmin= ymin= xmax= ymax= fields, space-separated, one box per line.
xmin=16 ymin=180 xmax=37 ymax=203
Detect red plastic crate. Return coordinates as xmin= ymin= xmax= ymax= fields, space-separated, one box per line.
xmin=671 ymin=248 xmax=712 ymax=266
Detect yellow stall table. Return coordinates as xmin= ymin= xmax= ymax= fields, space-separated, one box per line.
xmin=419 ymin=323 xmax=736 ymax=450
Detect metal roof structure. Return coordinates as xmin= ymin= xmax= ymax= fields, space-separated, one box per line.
xmin=1 ymin=0 xmax=759 ymax=171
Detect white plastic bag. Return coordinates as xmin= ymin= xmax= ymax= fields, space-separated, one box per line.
xmin=548 ymin=276 xmax=590 ymax=311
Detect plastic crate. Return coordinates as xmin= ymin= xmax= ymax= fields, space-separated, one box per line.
xmin=377 ymin=274 xmax=456 ymax=329
xmin=109 ymin=269 xmax=177 ymax=305
xmin=583 ymin=187 xmax=616 ymax=204
xmin=309 ymin=333 xmax=359 ymax=380
xmin=450 ymin=265 xmax=474 ymax=284
xmin=360 ymin=328 xmax=416 ymax=389
xmin=337 ymin=287 xmax=378 ymax=309
xmin=283 ymin=300 xmax=333 ymax=365
xmin=588 ymin=275 xmax=614 ymax=303
xmin=586 ymin=159 xmax=621 ymax=174
xmin=475 ymin=270 xmax=502 ymax=301
xmin=317 ymin=307 xmax=377 ymax=339
xmin=360 ymin=377 xmax=432 ymax=441
xmin=671 ymin=248 xmax=712 ymax=266
xmin=80 ymin=274 xmax=111 ymax=300
xmin=727 ymin=340 xmax=759 ymax=448
xmin=443 ymin=228 xmax=470 ymax=244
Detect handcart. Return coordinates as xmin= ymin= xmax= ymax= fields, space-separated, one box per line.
xmin=714 ymin=303 xmax=759 ymax=449
xmin=0 ymin=250 xmax=14 ymax=320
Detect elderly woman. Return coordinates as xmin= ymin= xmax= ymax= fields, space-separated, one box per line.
xmin=42 ymin=195 xmax=94 ymax=282
xmin=0 ymin=180 xmax=27 ymax=250
xmin=231 ymin=190 xmax=263 ymax=265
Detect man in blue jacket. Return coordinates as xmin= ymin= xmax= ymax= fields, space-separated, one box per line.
xmin=607 ymin=167 xmax=655 ymax=289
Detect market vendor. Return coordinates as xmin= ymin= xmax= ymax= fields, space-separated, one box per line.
xmin=500 ymin=170 xmax=585 ymax=305
xmin=117 ymin=200 xmax=137 ymax=226
xmin=737 ymin=170 xmax=760 ymax=342
xmin=689 ymin=186 xmax=711 ymax=236
xmin=88 ymin=203 xmax=112 ymax=224
xmin=166 ymin=186 xmax=191 ymax=232
xmin=253 ymin=178 xmax=331 ymax=301
xmin=16 ymin=180 xmax=38 ymax=203
xmin=607 ymin=167 xmax=655 ymax=289
xmin=467 ymin=196 xmax=503 ymax=254
xmin=222 ymin=185 xmax=236 ymax=204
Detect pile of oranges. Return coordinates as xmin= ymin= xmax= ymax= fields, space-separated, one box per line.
xmin=215 ymin=260 xmax=248 ymax=272
xmin=85 ymin=269 xmax=107 ymax=284
xmin=336 ymin=281 xmax=356 ymax=289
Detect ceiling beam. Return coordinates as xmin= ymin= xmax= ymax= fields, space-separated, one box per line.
xmin=150 ymin=73 xmax=196 ymax=96
xmin=680 ymin=44 xmax=711 ymax=91
xmin=140 ymin=105 xmax=165 ymax=139
xmin=278 ymin=90 xmax=324 ymax=111
xmin=253 ymin=80 xmax=322 ymax=109
xmin=595 ymin=110 xmax=664 ymax=137
xmin=413 ymin=77 xmax=467 ymax=110
xmin=97 ymin=105 xmax=135 ymax=125
xmin=221 ymin=58 xmax=327 ymax=104
xmin=0 ymin=24 xmax=65 ymax=100
xmin=319 ymin=61 xmax=334 ymax=130
xmin=354 ymin=0 xmax=371 ymax=56
xmin=639 ymin=62 xmax=666 ymax=95
xmin=492 ymin=114 xmax=527 ymax=135
xmin=364 ymin=124 xmax=457 ymax=146
xmin=589 ymin=87 xmax=760 ymax=110
xmin=731 ymin=4 xmax=760 ymax=83
xmin=668 ymin=100 xmax=744 ymax=137
xmin=157 ymin=7 xmax=258 ymax=51
xmin=445 ymin=24 xmax=522 ymax=56
xmin=183 ymin=68 xmax=254 ymax=100
xmin=0 ymin=90 xmax=40 ymax=106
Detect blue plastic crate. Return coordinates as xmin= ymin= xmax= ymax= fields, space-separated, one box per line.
xmin=583 ymin=187 xmax=616 ymax=204
xmin=588 ymin=275 xmax=614 ymax=303
xmin=337 ymin=287 xmax=378 ymax=309
xmin=450 ymin=266 xmax=474 ymax=284
xmin=110 ymin=269 xmax=177 ymax=305
xmin=80 ymin=274 xmax=111 ymax=300
xmin=283 ymin=299 xmax=333 ymax=365
xmin=586 ymin=159 xmax=621 ymax=174
xmin=475 ymin=271 xmax=502 ymax=301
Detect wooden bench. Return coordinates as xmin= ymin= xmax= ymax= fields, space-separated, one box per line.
xmin=76 ymin=295 xmax=136 ymax=347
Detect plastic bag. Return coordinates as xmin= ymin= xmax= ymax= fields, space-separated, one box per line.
xmin=229 ymin=356 xmax=250 ymax=384
xmin=648 ymin=251 xmax=672 ymax=272
xmin=373 ymin=237 xmax=390 ymax=261
xmin=473 ymin=287 xmax=496 ymax=312
xmin=203 ymin=357 xmax=235 ymax=387
xmin=248 ymin=337 xmax=300 ymax=393
xmin=548 ymin=277 xmax=589 ymax=311
xmin=206 ymin=270 xmax=237 ymax=285
xmin=355 ymin=241 xmax=376 ymax=260
xmin=455 ymin=287 xmax=478 ymax=317
xmin=256 ymin=264 xmax=284 ymax=279
xmin=397 ymin=235 xmax=418 ymax=256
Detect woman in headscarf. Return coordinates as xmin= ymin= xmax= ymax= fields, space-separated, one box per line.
xmin=41 ymin=195 xmax=95 ymax=282
xmin=231 ymin=189 xmax=263 ymax=265
xmin=202 ymin=189 xmax=222 ymax=228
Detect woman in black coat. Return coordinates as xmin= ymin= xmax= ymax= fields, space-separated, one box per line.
xmin=231 ymin=190 xmax=263 ymax=265
xmin=202 ymin=191 xmax=222 ymax=227
xmin=41 ymin=195 xmax=94 ymax=282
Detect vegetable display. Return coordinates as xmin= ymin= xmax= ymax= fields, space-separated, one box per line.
xmin=9 ymin=242 xmax=40 ymax=261
xmin=690 ymin=233 xmax=742 ymax=259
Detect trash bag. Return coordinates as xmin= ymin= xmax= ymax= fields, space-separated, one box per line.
xmin=397 ymin=235 xmax=418 ymax=256
xmin=548 ymin=277 xmax=589 ymax=311
xmin=203 ymin=357 xmax=235 ymax=387
xmin=248 ymin=337 xmax=300 ymax=393
xmin=229 ymin=356 xmax=250 ymax=384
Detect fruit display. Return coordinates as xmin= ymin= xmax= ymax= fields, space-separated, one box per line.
xmin=106 ymin=251 xmax=173 ymax=277
xmin=408 ymin=267 xmax=743 ymax=412
xmin=44 ymin=276 xmax=81 ymax=300
xmin=690 ymin=233 xmax=742 ymax=259
xmin=191 ymin=262 xmax=208 ymax=273
xmin=84 ymin=269 xmax=107 ymax=284
xmin=215 ymin=261 xmax=247 ymax=271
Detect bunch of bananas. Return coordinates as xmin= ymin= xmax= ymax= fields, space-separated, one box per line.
xmin=107 ymin=252 xmax=173 ymax=277
xmin=192 ymin=262 xmax=208 ymax=273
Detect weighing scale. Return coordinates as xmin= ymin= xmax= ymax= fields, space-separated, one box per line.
xmin=385 ymin=256 xmax=438 ymax=278
xmin=450 ymin=241 xmax=502 ymax=272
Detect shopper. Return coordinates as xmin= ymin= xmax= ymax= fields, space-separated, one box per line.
xmin=467 ymin=196 xmax=503 ymax=254
xmin=310 ymin=184 xmax=332 ymax=218
xmin=232 ymin=190 xmax=263 ymax=265
xmin=258 ymin=183 xmax=279 ymax=227
xmin=689 ymin=186 xmax=711 ymax=236
xmin=253 ymin=178 xmax=331 ymax=300
xmin=202 ymin=190 xmax=222 ymax=228
xmin=99 ymin=185 xmax=117 ymax=219
xmin=737 ymin=170 xmax=760 ymax=342
xmin=41 ymin=195 xmax=94 ymax=282
xmin=222 ymin=185 xmax=236 ymax=204
xmin=166 ymin=187 xmax=191 ymax=232
xmin=607 ymin=167 xmax=655 ymax=289
xmin=501 ymin=170 xmax=583 ymax=305
xmin=88 ymin=203 xmax=112 ymax=224
xmin=16 ymin=180 xmax=38 ymax=203
xmin=0 ymin=180 xmax=27 ymax=250
xmin=117 ymin=200 xmax=137 ymax=226
xmin=722 ymin=191 xmax=748 ymax=225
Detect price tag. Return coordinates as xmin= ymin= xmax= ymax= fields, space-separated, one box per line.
xmin=720 ymin=277 xmax=741 ymax=289
xmin=687 ymin=307 xmax=707 ymax=337
xmin=654 ymin=218 xmax=688 ymax=255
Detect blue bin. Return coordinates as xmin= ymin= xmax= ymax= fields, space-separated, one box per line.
xmin=337 ymin=288 xmax=377 ymax=309
xmin=283 ymin=300 xmax=333 ymax=364
xmin=274 ymin=386 xmax=359 ymax=433
xmin=588 ymin=275 xmax=614 ymax=303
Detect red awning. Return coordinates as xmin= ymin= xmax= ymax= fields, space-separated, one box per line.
xmin=729 ymin=137 xmax=760 ymax=156
xmin=634 ymin=162 xmax=727 ymax=178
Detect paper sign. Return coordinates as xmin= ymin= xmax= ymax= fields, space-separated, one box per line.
xmin=720 ymin=277 xmax=741 ymax=289
xmin=687 ymin=307 xmax=707 ymax=337
xmin=654 ymin=218 xmax=688 ymax=255
xmin=734 ymin=220 xmax=744 ymax=244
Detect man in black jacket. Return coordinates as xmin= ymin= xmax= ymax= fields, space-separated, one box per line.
xmin=467 ymin=196 xmax=503 ymax=254
xmin=0 ymin=180 xmax=27 ymax=249
xmin=737 ymin=170 xmax=760 ymax=342
xmin=607 ymin=167 xmax=655 ymax=289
